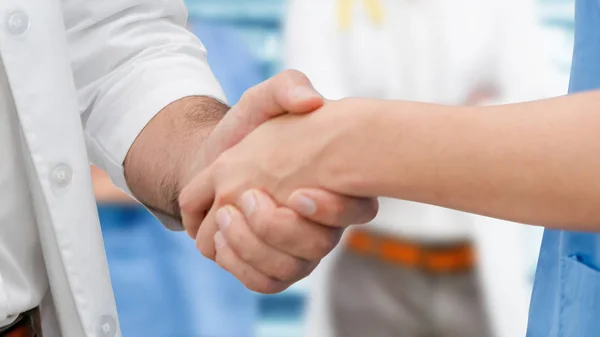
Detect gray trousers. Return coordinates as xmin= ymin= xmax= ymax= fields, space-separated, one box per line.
xmin=330 ymin=249 xmax=492 ymax=337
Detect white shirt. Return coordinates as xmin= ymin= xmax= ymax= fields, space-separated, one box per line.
xmin=0 ymin=0 xmax=225 ymax=336
xmin=0 ymin=57 xmax=47 ymax=329
xmin=285 ymin=0 xmax=564 ymax=241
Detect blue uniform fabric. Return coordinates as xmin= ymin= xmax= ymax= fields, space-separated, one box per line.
xmin=100 ymin=205 xmax=258 ymax=337
xmin=527 ymin=1 xmax=600 ymax=336
xmin=100 ymin=21 xmax=264 ymax=337
xmin=190 ymin=21 xmax=265 ymax=104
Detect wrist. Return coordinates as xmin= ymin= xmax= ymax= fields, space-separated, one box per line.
xmin=175 ymin=99 xmax=229 ymax=207
xmin=321 ymin=99 xmax=470 ymax=200
xmin=177 ymin=131 xmax=213 ymax=193
xmin=319 ymin=98 xmax=392 ymax=196
xmin=125 ymin=96 xmax=227 ymax=218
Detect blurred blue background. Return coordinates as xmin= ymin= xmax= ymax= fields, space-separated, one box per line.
xmin=99 ymin=0 xmax=576 ymax=336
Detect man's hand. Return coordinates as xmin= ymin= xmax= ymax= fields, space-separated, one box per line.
xmin=179 ymin=98 xmax=379 ymax=293
xmin=127 ymin=69 xmax=378 ymax=293
xmin=126 ymin=70 xmax=322 ymax=220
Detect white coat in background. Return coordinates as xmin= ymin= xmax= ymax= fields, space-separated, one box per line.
xmin=284 ymin=0 xmax=565 ymax=336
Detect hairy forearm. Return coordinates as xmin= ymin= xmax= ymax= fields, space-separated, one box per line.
xmin=329 ymin=93 xmax=600 ymax=230
xmin=124 ymin=96 xmax=228 ymax=219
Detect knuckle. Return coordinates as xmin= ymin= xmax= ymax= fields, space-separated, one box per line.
xmin=245 ymin=278 xmax=269 ymax=294
xmin=326 ymin=199 xmax=346 ymax=226
xmin=266 ymin=210 xmax=303 ymax=246
xmin=281 ymin=69 xmax=310 ymax=84
xmin=224 ymin=226 xmax=260 ymax=264
xmin=223 ymin=223 xmax=244 ymax=250
xmin=238 ymin=240 xmax=263 ymax=265
xmin=197 ymin=240 xmax=216 ymax=261
xmin=212 ymin=153 xmax=232 ymax=176
xmin=178 ymin=191 xmax=195 ymax=214
xmin=184 ymin=225 xmax=197 ymax=240
xmin=273 ymin=260 xmax=305 ymax=282
xmin=240 ymin=85 xmax=260 ymax=103
xmin=214 ymin=189 xmax=231 ymax=207
xmin=309 ymin=230 xmax=340 ymax=259
xmin=249 ymin=212 xmax=276 ymax=242
xmin=364 ymin=199 xmax=379 ymax=222
xmin=214 ymin=251 xmax=229 ymax=270
xmin=214 ymin=189 xmax=237 ymax=211
xmin=248 ymin=279 xmax=288 ymax=295
xmin=352 ymin=198 xmax=379 ymax=224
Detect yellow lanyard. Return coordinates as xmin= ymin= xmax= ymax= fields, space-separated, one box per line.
xmin=338 ymin=0 xmax=384 ymax=30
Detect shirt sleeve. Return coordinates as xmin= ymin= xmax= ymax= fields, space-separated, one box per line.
xmin=63 ymin=0 xmax=226 ymax=191
xmin=62 ymin=0 xmax=226 ymax=229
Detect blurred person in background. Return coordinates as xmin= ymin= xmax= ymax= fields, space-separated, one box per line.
xmin=284 ymin=0 xmax=564 ymax=336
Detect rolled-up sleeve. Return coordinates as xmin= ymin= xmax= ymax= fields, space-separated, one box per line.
xmin=63 ymin=0 xmax=226 ymax=192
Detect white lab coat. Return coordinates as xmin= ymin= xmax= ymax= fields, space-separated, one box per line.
xmin=284 ymin=1 xmax=564 ymax=336
xmin=0 ymin=0 xmax=225 ymax=336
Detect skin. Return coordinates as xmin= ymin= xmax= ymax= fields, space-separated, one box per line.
xmin=182 ymin=91 xmax=600 ymax=290
xmin=123 ymin=71 xmax=378 ymax=293
xmin=91 ymin=166 xmax=135 ymax=204
xmin=119 ymin=70 xmax=497 ymax=293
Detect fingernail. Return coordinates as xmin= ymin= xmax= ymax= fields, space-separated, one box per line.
xmin=214 ymin=231 xmax=226 ymax=249
xmin=291 ymin=86 xmax=319 ymax=101
xmin=240 ymin=191 xmax=256 ymax=217
xmin=289 ymin=193 xmax=317 ymax=216
xmin=216 ymin=207 xmax=232 ymax=231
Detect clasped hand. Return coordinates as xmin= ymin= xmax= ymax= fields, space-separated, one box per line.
xmin=179 ymin=71 xmax=378 ymax=293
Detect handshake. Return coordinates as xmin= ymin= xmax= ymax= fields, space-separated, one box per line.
xmin=178 ymin=70 xmax=379 ymax=293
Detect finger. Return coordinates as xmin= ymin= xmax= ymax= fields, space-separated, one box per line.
xmin=196 ymin=202 xmax=219 ymax=260
xmin=286 ymin=189 xmax=379 ymax=227
xmin=216 ymin=206 xmax=316 ymax=282
xmin=238 ymin=69 xmax=325 ymax=118
xmin=179 ymin=167 xmax=215 ymax=240
xmin=204 ymin=70 xmax=324 ymax=162
xmin=214 ymin=232 xmax=290 ymax=294
xmin=238 ymin=190 xmax=344 ymax=261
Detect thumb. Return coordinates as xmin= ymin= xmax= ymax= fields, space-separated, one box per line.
xmin=204 ymin=70 xmax=324 ymax=163
xmin=237 ymin=69 xmax=325 ymax=119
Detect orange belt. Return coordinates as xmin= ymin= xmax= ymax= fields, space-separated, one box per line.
xmin=346 ymin=229 xmax=475 ymax=273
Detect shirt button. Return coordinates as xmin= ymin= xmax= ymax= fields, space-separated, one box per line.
xmin=97 ymin=315 xmax=116 ymax=337
xmin=51 ymin=164 xmax=73 ymax=190
xmin=6 ymin=11 xmax=29 ymax=36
